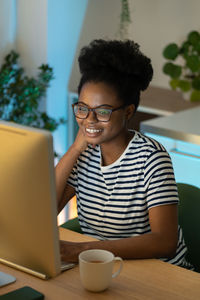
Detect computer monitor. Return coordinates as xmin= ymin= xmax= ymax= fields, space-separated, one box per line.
xmin=0 ymin=121 xmax=73 ymax=279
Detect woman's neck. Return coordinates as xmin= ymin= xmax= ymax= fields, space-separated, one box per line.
xmin=100 ymin=130 xmax=134 ymax=166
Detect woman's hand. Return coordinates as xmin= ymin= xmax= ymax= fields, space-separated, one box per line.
xmin=60 ymin=240 xmax=87 ymax=263
xmin=73 ymin=129 xmax=96 ymax=154
xmin=73 ymin=129 xmax=89 ymax=154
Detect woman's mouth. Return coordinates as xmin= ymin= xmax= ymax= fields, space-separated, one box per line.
xmin=85 ymin=128 xmax=103 ymax=136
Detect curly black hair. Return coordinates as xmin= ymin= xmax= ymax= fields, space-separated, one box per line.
xmin=77 ymin=39 xmax=153 ymax=112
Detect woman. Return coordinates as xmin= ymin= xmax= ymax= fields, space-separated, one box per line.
xmin=56 ymin=39 xmax=191 ymax=269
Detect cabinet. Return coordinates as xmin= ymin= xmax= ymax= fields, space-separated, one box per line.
xmin=140 ymin=106 xmax=200 ymax=188
xmin=143 ymin=132 xmax=200 ymax=188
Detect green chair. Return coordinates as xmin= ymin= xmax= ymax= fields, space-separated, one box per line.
xmin=177 ymin=183 xmax=200 ymax=272
xmin=60 ymin=217 xmax=82 ymax=234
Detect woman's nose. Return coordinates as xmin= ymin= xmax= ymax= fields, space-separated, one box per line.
xmin=87 ymin=110 xmax=98 ymax=122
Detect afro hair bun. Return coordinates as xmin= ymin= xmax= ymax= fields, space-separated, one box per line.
xmin=78 ymin=39 xmax=153 ymax=91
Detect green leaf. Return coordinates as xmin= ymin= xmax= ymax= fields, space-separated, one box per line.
xmin=186 ymin=55 xmax=200 ymax=72
xmin=163 ymin=43 xmax=179 ymax=60
xmin=169 ymin=79 xmax=180 ymax=90
xmin=192 ymin=77 xmax=200 ymax=90
xmin=193 ymin=41 xmax=200 ymax=53
xmin=178 ymin=80 xmax=191 ymax=92
xmin=187 ymin=31 xmax=200 ymax=46
xmin=163 ymin=62 xmax=182 ymax=78
xmin=179 ymin=41 xmax=191 ymax=59
xmin=190 ymin=90 xmax=200 ymax=101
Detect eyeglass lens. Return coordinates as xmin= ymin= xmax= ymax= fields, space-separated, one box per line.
xmin=73 ymin=104 xmax=112 ymax=121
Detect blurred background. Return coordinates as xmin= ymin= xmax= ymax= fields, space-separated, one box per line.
xmin=1 ymin=0 xmax=200 ymax=223
xmin=1 ymin=0 xmax=200 ymax=155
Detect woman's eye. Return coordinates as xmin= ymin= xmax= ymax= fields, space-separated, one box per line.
xmin=97 ymin=109 xmax=110 ymax=115
xmin=78 ymin=106 xmax=87 ymax=112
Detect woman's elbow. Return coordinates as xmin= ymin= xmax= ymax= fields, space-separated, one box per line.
xmin=158 ymin=237 xmax=178 ymax=259
xmin=152 ymin=231 xmax=178 ymax=259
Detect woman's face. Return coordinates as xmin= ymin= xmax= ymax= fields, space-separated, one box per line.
xmin=77 ymin=81 xmax=133 ymax=147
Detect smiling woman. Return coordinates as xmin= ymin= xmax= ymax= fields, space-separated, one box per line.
xmin=55 ymin=39 xmax=193 ymax=270
xmin=73 ymin=81 xmax=134 ymax=153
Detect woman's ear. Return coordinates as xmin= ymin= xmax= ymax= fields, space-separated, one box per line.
xmin=125 ymin=104 xmax=135 ymax=121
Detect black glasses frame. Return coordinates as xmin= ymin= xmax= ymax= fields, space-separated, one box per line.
xmin=72 ymin=102 xmax=126 ymax=122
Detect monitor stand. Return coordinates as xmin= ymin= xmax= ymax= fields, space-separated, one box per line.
xmin=0 ymin=271 xmax=16 ymax=287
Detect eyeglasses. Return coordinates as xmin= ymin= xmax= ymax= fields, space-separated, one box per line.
xmin=72 ymin=102 xmax=126 ymax=122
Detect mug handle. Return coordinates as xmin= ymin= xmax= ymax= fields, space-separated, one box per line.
xmin=112 ymin=257 xmax=123 ymax=278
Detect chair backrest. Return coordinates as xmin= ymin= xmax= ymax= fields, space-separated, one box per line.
xmin=177 ymin=183 xmax=200 ymax=272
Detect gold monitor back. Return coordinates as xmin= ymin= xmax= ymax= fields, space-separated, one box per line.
xmin=0 ymin=121 xmax=61 ymax=278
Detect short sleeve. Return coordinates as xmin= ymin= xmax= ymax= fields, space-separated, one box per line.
xmin=144 ymin=150 xmax=179 ymax=210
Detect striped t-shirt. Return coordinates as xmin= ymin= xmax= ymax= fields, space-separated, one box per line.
xmin=68 ymin=131 xmax=190 ymax=267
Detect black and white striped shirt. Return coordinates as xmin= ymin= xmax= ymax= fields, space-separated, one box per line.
xmin=68 ymin=131 xmax=190 ymax=267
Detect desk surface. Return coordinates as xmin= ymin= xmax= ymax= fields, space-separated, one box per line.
xmin=1 ymin=228 xmax=200 ymax=300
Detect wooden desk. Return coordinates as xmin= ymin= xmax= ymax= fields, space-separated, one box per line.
xmin=1 ymin=228 xmax=200 ymax=299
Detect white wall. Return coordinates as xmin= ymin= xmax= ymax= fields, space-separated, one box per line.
xmin=0 ymin=0 xmax=16 ymax=65
xmin=16 ymin=0 xmax=47 ymax=75
xmin=68 ymin=0 xmax=121 ymax=92
xmin=69 ymin=0 xmax=200 ymax=92
xmin=130 ymin=0 xmax=200 ymax=88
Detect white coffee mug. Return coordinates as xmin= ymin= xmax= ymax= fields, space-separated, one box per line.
xmin=79 ymin=249 xmax=123 ymax=292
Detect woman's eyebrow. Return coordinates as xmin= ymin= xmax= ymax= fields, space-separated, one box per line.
xmin=77 ymin=101 xmax=88 ymax=106
xmin=78 ymin=101 xmax=113 ymax=108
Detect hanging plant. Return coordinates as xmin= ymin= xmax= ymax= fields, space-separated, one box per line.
xmin=118 ymin=0 xmax=132 ymax=40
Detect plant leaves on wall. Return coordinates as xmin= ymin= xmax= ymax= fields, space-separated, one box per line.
xmin=0 ymin=50 xmax=65 ymax=131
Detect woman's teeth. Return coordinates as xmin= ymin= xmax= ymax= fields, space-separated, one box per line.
xmin=86 ymin=128 xmax=102 ymax=133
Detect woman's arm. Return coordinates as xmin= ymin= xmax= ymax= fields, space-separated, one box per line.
xmin=55 ymin=145 xmax=79 ymax=214
xmin=55 ymin=129 xmax=88 ymax=214
xmin=60 ymin=204 xmax=178 ymax=262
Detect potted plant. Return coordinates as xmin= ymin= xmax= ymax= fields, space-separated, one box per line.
xmin=162 ymin=30 xmax=200 ymax=102
xmin=0 ymin=51 xmax=64 ymax=155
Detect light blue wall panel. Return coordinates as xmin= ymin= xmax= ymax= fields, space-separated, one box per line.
xmin=47 ymin=0 xmax=88 ymax=156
